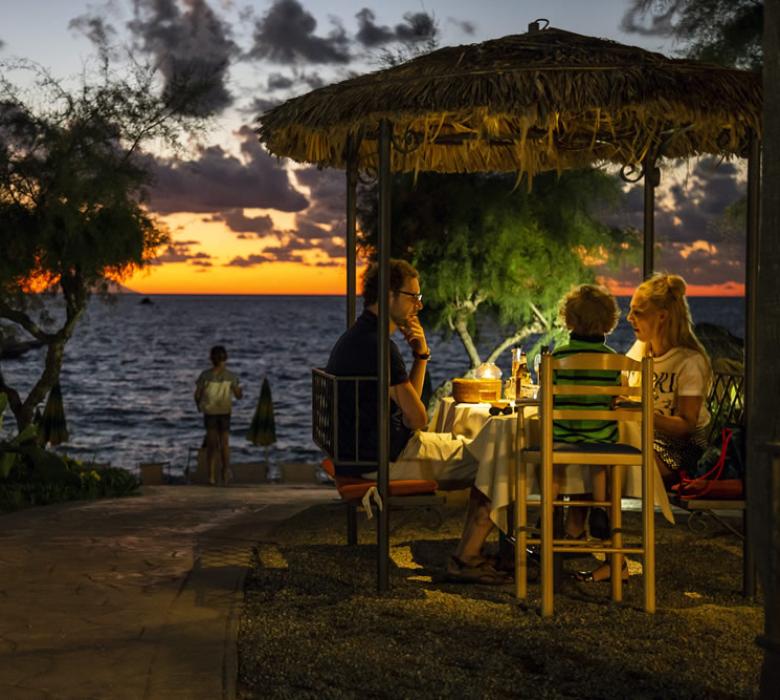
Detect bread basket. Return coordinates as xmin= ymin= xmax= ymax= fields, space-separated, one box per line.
xmin=451 ymin=378 xmax=501 ymax=403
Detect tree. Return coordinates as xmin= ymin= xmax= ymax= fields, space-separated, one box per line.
xmin=622 ymin=0 xmax=763 ymax=70
xmin=358 ymin=170 xmax=636 ymax=372
xmin=0 ymin=60 xmax=206 ymax=431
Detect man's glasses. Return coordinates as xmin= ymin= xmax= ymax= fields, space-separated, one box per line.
xmin=397 ymin=290 xmax=423 ymax=302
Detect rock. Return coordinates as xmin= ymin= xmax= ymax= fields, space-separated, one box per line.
xmin=695 ymin=322 xmax=743 ymax=363
xmin=0 ymin=339 xmax=45 ymax=360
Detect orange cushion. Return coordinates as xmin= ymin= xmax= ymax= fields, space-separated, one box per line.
xmin=672 ymin=478 xmax=744 ymax=500
xmin=337 ymin=480 xmax=438 ymax=501
xmin=321 ymin=459 xmax=438 ymax=501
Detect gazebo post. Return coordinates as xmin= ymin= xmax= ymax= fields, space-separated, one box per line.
xmin=376 ymin=118 xmax=392 ymax=592
xmin=744 ymin=130 xmax=761 ymax=599
xmin=642 ymin=152 xmax=660 ymax=278
xmin=345 ymin=134 xmax=358 ymax=329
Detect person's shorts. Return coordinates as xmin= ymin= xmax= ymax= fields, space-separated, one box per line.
xmin=204 ymin=414 xmax=231 ymax=431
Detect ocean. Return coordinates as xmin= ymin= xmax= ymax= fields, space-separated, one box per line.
xmin=0 ymin=295 xmax=745 ymax=473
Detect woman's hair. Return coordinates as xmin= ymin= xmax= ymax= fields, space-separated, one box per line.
xmin=210 ymin=345 xmax=228 ymax=366
xmin=559 ymin=284 xmax=620 ymax=336
xmin=362 ymin=258 xmax=419 ymax=307
xmin=633 ymin=273 xmax=709 ymax=358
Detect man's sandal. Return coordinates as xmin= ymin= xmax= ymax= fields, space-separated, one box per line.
xmin=446 ymin=555 xmax=511 ymax=585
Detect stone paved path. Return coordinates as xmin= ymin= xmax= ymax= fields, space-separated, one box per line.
xmin=0 ymin=484 xmax=333 ymax=699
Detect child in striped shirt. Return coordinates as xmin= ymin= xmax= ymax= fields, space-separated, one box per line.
xmin=552 ymin=284 xmax=621 ymax=540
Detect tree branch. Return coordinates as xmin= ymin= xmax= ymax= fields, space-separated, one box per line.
xmin=0 ymin=300 xmax=55 ymax=343
xmin=453 ymin=317 xmax=482 ymax=370
xmin=529 ymin=301 xmax=551 ymax=329
xmin=486 ymin=320 xmax=545 ymax=364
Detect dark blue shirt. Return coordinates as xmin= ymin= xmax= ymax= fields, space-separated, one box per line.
xmin=326 ymin=309 xmax=412 ymax=475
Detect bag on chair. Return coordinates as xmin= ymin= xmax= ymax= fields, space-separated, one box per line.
xmin=673 ymin=425 xmax=745 ymax=501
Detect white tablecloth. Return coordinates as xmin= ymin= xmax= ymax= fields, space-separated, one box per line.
xmin=429 ymin=397 xmax=674 ymax=532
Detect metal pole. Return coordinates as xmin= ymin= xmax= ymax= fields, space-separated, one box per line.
xmin=376 ymin=119 xmax=392 ymax=592
xmin=744 ymin=131 xmax=761 ymax=598
xmin=642 ymin=153 xmax=659 ymax=279
xmin=345 ymin=134 xmax=358 ymax=329
xmin=759 ymin=443 xmax=780 ymax=698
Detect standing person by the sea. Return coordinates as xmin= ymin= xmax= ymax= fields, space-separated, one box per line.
xmin=580 ymin=273 xmax=712 ymax=583
xmin=194 ymin=346 xmax=243 ymax=485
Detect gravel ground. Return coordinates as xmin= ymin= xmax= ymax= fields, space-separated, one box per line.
xmin=238 ymin=499 xmax=762 ymax=699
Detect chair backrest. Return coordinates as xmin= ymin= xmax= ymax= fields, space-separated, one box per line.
xmin=539 ymin=352 xmax=654 ymax=447
xmin=705 ymin=366 xmax=744 ymax=444
xmin=311 ymin=368 xmax=379 ymax=467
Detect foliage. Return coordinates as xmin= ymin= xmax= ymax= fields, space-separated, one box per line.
xmin=622 ymin=0 xmax=763 ymax=70
xmin=358 ymin=170 xmax=636 ymax=370
xmin=0 ymin=58 xmax=208 ymax=430
xmin=0 ymin=391 xmax=139 ymax=511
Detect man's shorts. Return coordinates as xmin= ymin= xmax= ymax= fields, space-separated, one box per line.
xmin=204 ymin=414 xmax=231 ymax=431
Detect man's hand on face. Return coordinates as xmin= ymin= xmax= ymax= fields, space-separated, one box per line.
xmin=400 ymin=314 xmax=428 ymax=356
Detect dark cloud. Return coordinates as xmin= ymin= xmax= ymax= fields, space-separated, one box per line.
xmin=128 ymin=0 xmax=239 ymax=115
xmin=247 ymin=0 xmax=350 ymax=64
xmin=394 ymin=12 xmax=437 ymax=42
xmin=355 ymin=8 xmax=394 ymax=47
xmin=0 ymin=38 xmax=5 ymax=50
xmin=153 ymin=241 xmax=212 ymax=265
xmin=191 ymin=259 xmax=213 ymax=267
xmin=267 ymin=70 xmax=325 ymax=91
xmin=604 ymin=157 xmax=746 ymax=288
xmin=211 ymin=208 xmax=275 ymax=236
xmin=224 ymin=253 xmax=275 ymax=267
xmin=145 ymin=125 xmax=308 ymax=214
xmin=239 ymin=96 xmax=283 ymax=116
xmin=293 ymin=166 xmax=346 ymax=238
xmin=447 ymin=17 xmax=475 ymax=35
xmin=355 ymin=8 xmax=437 ymax=47
xmin=267 ymin=72 xmax=295 ymax=90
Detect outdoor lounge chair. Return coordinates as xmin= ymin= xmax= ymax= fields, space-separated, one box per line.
xmin=667 ymin=360 xmax=754 ymax=596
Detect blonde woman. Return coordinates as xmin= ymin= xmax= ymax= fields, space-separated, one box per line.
xmin=578 ymin=273 xmax=711 ymax=582
xmin=627 ymin=273 xmax=712 ymax=481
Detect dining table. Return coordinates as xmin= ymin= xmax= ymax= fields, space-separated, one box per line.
xmin=428 ymin=396 xmax=674 ymax=533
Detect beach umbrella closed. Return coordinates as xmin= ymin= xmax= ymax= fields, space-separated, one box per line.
xmin=247 ymin=376 xmax=276 ymax=447
xmin=40 ymin=382 xmax=69 ymax=447
xmin=247 ymin=377 xmax=277 ymax=480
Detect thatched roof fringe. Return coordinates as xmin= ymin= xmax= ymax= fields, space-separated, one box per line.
xmin=258 ymin=28 xmax=761 ymax=176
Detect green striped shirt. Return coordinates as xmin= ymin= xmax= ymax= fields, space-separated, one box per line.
xmin=552 ymin=335 xmax=620 ymax=444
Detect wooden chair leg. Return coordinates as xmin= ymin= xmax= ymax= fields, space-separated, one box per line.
xmin=346 ymin=503 xmax=358 ymax=545
xmin=515 ymin=461 xmax=528 ymax=600
xmin=611 ymin=465 xmax=623 ymax=603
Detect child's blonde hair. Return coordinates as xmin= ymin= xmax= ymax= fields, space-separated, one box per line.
xmin=633 ymin=273 xmax=709 ymax=358
xmin=559 ymin=284 xmax=620 ymax=336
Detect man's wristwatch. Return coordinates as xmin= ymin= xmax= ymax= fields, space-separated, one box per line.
xmin=413 ymin=350 xmax=431 ymax=360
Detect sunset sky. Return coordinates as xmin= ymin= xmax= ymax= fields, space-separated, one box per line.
xmin=1 ymin=0 xmax=748 ymax=295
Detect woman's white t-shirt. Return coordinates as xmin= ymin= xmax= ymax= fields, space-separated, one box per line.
xmin=626 ymin=341 xmax=711 ymax=428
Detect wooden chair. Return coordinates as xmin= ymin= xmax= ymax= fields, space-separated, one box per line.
xmin=312 ymin=368 xmax=443 ymax=544
xmin=515 ymin=352 xmax=655 ymax=617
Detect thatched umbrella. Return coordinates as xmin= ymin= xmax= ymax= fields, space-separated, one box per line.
xmin=40 ymin=382 xmax=69 ymax=447
xmin=246 ymin=376 xmax=277 ymax=476
xmin=258 ymin=24 xmax=762 ymax=596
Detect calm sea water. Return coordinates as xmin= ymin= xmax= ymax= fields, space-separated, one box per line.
xmin=1 ymin=295 xmax=745 ymax=473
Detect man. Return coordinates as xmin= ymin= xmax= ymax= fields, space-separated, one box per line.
xmin=326 ymin=259 xmax=475 ymax=486
xmin=326 ymin=259 xmax=508 ymax=584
